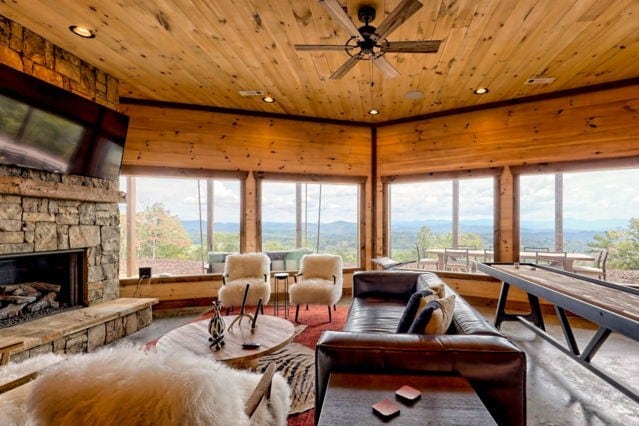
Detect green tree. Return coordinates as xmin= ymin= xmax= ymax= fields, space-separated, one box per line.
xmin=416 ymin=226 xmax=484 ymax=250
xmin=136 ymin=202 xmax=192 ymax=259
xmin=588 ymin=217 xmax=639 ymax=270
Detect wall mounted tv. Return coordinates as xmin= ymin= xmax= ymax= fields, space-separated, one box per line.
xmin=0 ymin=63 xmax=129 ymax=181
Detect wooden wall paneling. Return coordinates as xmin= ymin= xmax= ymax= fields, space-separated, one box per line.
xmin=244 ymin=174 xmax=255 ymax=253
xmin=496 ymin=166 xmax=516 ymax=263
xmin=121 ymin=104 xmax=372 ymax=175
xmin=376 ymin=84 xmax=639 ymax=176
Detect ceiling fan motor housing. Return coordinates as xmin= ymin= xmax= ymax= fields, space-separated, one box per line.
xmin=358 ymin=5 xmax=376 ymax=24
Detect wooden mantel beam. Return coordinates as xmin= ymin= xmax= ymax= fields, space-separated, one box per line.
xmin=0 ymin=177 xmax=125 ymax=203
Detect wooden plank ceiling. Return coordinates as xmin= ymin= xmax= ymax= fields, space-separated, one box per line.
xmin=1 ymin=0 xmax=638 ymax=122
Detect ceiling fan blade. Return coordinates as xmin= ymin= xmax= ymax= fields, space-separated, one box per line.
xmin=294 ymin=44 xmax=349 ymax=51
xmin=330 ymin=55 xmax=360 ymax=80
xmin=372 ymin=55 xmax=400 ymax=79
xmin=381 ymin=40 xmax=441 ymax=53
xmin=320 ymin=0 xmax=364 ymax=41
xmin=371 ymin=0 xmax=423 ymax=42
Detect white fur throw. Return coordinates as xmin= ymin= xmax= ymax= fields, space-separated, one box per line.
xmin=298 ymin=254 xmax=343 ymax=281
xmin=1 ymin=344 xmax=290 ymax=426
xmin=219 ymin=278 xmax=271 ymax=307
xmin=289 ymin=254 xmax=343 ymax=306
xmin=224 ymin=253 xmax=270 ymax=281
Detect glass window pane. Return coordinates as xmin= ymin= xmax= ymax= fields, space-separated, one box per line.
xmin=389 ymin=177 xmax=494 ymax=271
xmin=261 ymin=181 xmax=359 ymax=268
xmin=520 ymin=169 xmax=639 ymax=284
xmin=119 ymin=176 xmax=240 ymax=277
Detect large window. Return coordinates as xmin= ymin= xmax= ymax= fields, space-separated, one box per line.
xmin=389 ymin=177 xmax=495 ymax=267
xmin=260 ymin=181 xmax=360 ymax=267
xmin=119 ymin=176 xmax=241 ymax=277
xmin=520 ymin=168 xmax=639 ymax=284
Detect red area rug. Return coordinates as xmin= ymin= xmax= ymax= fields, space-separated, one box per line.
xmin=286 ymin=304 xmax=348 ymax=426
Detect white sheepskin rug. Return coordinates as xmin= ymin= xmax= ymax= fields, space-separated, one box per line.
xmin=1 ymin=344 xmax=290 ymax=426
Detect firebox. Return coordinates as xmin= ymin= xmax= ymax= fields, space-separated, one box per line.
xmin=0 ymin=249 xmax=85 ymax=329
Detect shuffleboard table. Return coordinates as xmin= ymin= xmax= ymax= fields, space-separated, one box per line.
xmin=477 ymin=262 xmax=639 ymax=403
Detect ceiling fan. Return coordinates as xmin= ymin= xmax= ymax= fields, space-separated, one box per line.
xmin=294 ymin=0 xmax=441 ymax=80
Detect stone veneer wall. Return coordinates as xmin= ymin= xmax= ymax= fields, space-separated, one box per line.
xmin=0 ymin=166 xmax=121 ymax=304
xmin=0 ymin=14 xmax=121 ymax=304
xmin=0 ymin=14 xmax=119 ymax=109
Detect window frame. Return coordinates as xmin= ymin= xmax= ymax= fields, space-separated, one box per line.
xmin=119 ymin=165 xmax=248 ymax=277
xmin=382 ymin=168 xmax=501 ymax=269
xmin=253 ymin=171 xmax=367 ymax=269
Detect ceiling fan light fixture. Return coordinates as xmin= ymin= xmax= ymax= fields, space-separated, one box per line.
xmin=368 ymin=109 xmax=380 ymax=115
xmin=69 ymin=25 xmax=95 ymax=38
xmin=262 ymin=96 xmax=275 ymax=103
xmin=474 ymin=87 xmax=489 ymax=95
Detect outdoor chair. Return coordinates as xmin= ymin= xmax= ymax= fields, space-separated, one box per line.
xmin=573 ymin=249 xmax=608 ymax=280
xmin=219 ymin=252 xmax=271 ymax=315
xmin=531 ymin=249 xmax=568 ymax=270
xmin=289 ymin=254 xmax=343 ymax=322
xmin=521 ymin=246 xmax=549 ymax=263
xmin=444 ymin=248 xmax=471 ymax=272
xmin=415 ymin=244 xmax=439 ymax=270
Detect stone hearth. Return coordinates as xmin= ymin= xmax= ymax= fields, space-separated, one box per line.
xmin=0 ymin=165 xmax=156 ymax=360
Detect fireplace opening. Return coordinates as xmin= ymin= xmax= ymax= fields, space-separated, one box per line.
xmin=0 ymin=249 xmax=85 ymax=329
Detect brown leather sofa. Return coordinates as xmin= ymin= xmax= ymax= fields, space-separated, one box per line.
xmin=315 ymin=271 xmax=526 ymax=425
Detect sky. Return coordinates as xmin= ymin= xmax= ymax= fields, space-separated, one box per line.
xmin=119 ymin=168 xmax=639 ymax=228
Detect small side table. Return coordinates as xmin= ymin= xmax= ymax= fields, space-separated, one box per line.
xmin=272 ymin=272 xmax=289 ymax=318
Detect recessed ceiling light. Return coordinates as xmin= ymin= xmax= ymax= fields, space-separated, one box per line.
xmin=368 ymin=109 xmax=380 ymax=115
xmin=262 ymin=96 xmax=275 ymax=103
xmin=473 ymin=87 xmax=489 ymax=95
xmin=69 ymin=25 xmax=95 ymax=39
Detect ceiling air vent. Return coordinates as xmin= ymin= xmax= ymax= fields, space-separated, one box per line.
xmin=525 ymin=77 xmax=556 ymax=85
xmin=238 ymin=90 xmax=265 ymax=96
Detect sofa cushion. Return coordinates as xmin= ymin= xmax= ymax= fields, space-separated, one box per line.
xmin=395 ymin=290 xmax=436 ymax=333
xmin=408 ymin=295 xmax=456 ymax=334
xmin=344 ymin=298 xmax=406 ymax=333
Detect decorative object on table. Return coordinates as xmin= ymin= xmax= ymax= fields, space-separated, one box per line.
xmin=208 ymin=300 xmax=225 ymax=351
xmin=371 ymin=399 xmax=400 ymax=420
xmin=395 ymin=385 xmax=421 ymax=402
xmin=252 ymin=297 xmax=263 ymax=330
xmin=227 ymin=284 xmax=254 ymax=331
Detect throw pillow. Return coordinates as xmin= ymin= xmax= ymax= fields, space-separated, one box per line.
xmin=427 ymin=281 xmax=446 ymax=298
xmin=395 ymin=290 xmax=436 ymax=333
xmin=408 ymin=294 xmax=456 ymax=335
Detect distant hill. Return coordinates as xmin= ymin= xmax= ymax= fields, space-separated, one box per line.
xmin=181 ymin=218 xmax=623 ymax=253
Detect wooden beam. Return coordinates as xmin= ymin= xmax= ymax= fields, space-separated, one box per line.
xmin=0 ymin=177 xmax=123 ymax=203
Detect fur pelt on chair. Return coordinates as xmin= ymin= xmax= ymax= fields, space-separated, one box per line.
xmin=220 ymin=253 xmax=271 ymax=308
xmin=289 ymin=254 xmax=343 ymax=306
xmin=1 ymin=344 xmax=290 ymax=426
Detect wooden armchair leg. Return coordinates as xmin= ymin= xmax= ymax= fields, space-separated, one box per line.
xmin=328 ymin=305 xmax=332 ymax=322
xmin=295 ymin=305 xmax=300 ymax=322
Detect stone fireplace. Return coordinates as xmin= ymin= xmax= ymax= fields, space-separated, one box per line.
xmin=0 ymin=249 xmax=84 ymax=328
xmin=0 ymin=165 xmax=156 ymax=362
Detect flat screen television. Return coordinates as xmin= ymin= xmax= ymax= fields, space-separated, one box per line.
xmin=0 ymin=63 xmax=129 ymax=181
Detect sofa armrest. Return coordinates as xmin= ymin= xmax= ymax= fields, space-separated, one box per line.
xmin=315 ymin=331 xmax=526 ymax=426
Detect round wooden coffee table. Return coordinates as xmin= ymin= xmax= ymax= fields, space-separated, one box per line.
xmin=155 ymin=315 xmax=295 ymax=369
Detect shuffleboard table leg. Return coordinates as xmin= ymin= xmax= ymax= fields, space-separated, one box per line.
xmin=494 ymin=282 xmax=511 ymax=329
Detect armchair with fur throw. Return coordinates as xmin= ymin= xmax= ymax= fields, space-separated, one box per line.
xmin=219 ymin=253 xmax=271 ymax=314
xmin=289 ymin=254 xmax=343 ymax=322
